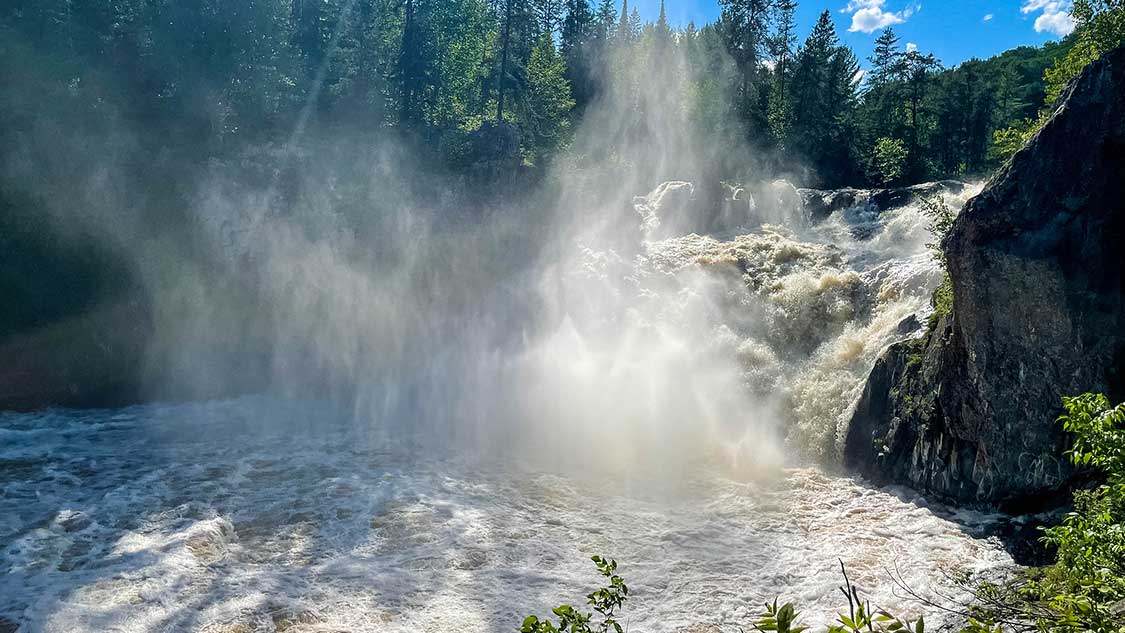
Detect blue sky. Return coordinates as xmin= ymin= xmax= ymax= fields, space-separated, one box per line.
xmin=628 ymin=0 xmax=1074 ymax=69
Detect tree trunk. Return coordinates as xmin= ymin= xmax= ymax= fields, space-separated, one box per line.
xmin=496 ymin=0 xmax=513 ymax=121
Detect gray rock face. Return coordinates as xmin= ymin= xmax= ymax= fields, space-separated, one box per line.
xmin=845 ymin=47 xmax=1125 ymax=508
xmin=798 ymin=181 xmax=966 ymax=223
xmin=634 ymin=181 xmax=696 ymax=239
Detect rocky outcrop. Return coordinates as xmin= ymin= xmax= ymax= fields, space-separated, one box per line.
xmin=845 ymin=47 xmax=1125 ymax=508
xmin=0 ymin=299 xmax=150 ymax=410
xmin=468 ymin=120 xmax=523 ymax=186
xmin=634 ymin=181 xmax=696 ymax=239
xmin=798 ymin=180 xmax=966 ymax=223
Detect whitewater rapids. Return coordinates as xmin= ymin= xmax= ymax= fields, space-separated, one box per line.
xmin=0 ymin=183 xmax=1016 ymax=632
xmin=2 ymin=398 xmax=1012 ymax=632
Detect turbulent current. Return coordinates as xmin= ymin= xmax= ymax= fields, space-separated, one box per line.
xmin=1 ymin=182 xmax=1016 ymax=632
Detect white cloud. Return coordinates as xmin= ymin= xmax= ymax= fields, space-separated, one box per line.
xmin=842 ymin=0 xmax=918 ymax=34
xmin=1020 ymin=0 xmax=1075 ymax=37
xmin=905 ymin=42 xmax=918 ymax=52
xmin=982 ymin=13 xmax=993 ymax=21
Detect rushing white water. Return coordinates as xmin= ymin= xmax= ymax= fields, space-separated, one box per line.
xmin=1 ymin=183 xmax=1016 ymax=632
xmin=2 ymin=397 xmax=1012 ymax=633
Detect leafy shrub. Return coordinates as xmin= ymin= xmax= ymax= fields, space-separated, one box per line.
xmin=1028 ymin=394 xmax=1125 ymax=632
xmin=521 ymin=556 xmax=629 ymax=633
xmin=990 ymin=119 xmax=1038 ymax=163
xmin=870 ymin=137 xmax=909 ymax=186
xmin=752 ymin=563 xmax=924 ymax=633
xmin=919 ymin=194 xmax=956 ymax=330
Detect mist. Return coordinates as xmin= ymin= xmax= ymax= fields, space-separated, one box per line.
xmin=1 ymin=21 xmax=785 ymax=480
xmin=0 ymin=10 xmax=968 ymax=483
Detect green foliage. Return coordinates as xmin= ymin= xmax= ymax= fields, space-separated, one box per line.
xmin=918 ymin=194 xmax=956 ymax=330
xmin=949 ymin=394 xmax=1125 ymax=633
xmin=1045 ymin=1 xmax=1125 ymax=106
xmin=992 ymin=1 xmax=1124 ymax=161
xmin=920 ymin=195 xmax=956 ymax=266
xmin=991 ymin=118 xmax=1039 ymax=163
xmin=870 ymin=137 xmax=908 ymax=186
xmin=749 ymin=563 xmax=925 ymax=633
xmin=520 ymin=34 xmax=576 ymax=160
xmin=521 ymin=556 xmax=629 ymax=633
xmin=1025 ymin=394 xmax=1125 ymax=633
xmin=3 ymin=0 xmax=1113 ymax=185
xmin=752 ymin=600 xmax=809 ymax=633
xmin=927 ymin=274 xmax=953 ymax=331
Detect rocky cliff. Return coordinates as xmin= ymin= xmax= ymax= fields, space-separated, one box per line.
xmin=845 ymin=47 xmax=1125 ymax=509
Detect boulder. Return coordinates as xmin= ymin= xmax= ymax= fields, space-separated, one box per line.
xmin=798 ymin=187 xmax=869 ymax=222
xmin=633 ymin=181 xmax=696 ymax=239
xmin=844 ymin=47 xmax=1125 ymax=508
xmin=467 ymin=120 xmax=523 ymax=186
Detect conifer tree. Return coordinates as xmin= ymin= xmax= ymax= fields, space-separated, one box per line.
xmin=561 ymin=0 xmax=595 ymax=106
xmin=595 ymin=0 xmax=617 ymax=43
xmin=768 ymin=0 xmax=798 ymax=145
xmin=617 ymin=0 xmax=631 ymax=42
xmin=533 ymin=0 xmax=564 ymax=36
xmin=655 ymin=0 xmax=672 ymax=45
xmin=718 ymin=0 xmax=772 ymax=136
xmin=521 ymin=34 xmax=576 ymax=158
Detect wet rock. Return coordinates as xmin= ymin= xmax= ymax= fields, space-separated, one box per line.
xmin=994 ymin=512 xmax=1063 ymax=566
xmin=845 ymin=47 xmax=1125 ymax=507
xmin=51 ymin=509 xmax=91 ymax=533
xmin=634 ymin=181 xmax=696 ymax=239
xmin=868 ymin=180 xmax=965 ymax=211
xmin=271 ymin=607 xmax=323 ymax=632
xmin=467 ymin=120 xmax=523 ymax=187
xmin=449 ymin=548 xmax=489 ymax=570
xmin=0 ymin=616 xmax=19 ymax=633
xmin=798 ymin=187 xmax=869 ymax=222
xmin=185 ymin=517 xmax=237 ymax=563
xmin=895 ymin=314 xmax=921 ymax=336
xmin=798 ymin=181 xmax=965 ymax=224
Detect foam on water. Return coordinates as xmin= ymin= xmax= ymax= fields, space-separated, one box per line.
xmin=1 ymin=397 xmax=1011 ymax=633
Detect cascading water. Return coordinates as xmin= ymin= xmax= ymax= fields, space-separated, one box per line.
xmin=0 ymin=181 xmax=1015 ymax=632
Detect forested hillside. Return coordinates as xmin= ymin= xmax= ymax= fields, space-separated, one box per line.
xmin=0 ymin=0 xmax=1080 ymax=187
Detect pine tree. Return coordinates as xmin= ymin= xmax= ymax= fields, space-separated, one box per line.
xmin=861 ymin=27 xmax=905 ymax=150
xmin=718 ymin=0 xmax=772 ymax=135
xmin=628 ymin=7 xmax=642 ymax=40
xmin=594 ymin=0 xmax=617 ymax=43
xmin=532 ymin=0 xmax=563 ymax=36
xmin=521 ymin=34 xmax=576 ymax=158
xmin=561 ymin=0 xmax=595 ymax=106
xmin=868 ymin=28 xmax=904 ymax=87
xmin=495 ymin=0 xmax=536 ymax=121
xmin=617 ymin=0 xmax=631 ymax=42
xmin=655 ymin=0 xmax=672 ymax=46
xmin=901 ymin=48 xmax=941 ymax=178
xmin=561 ymin=0 xmax=594 ymax=57
xmin=768 ymin=0 xmax=798 ymax=146
xmin=789 ymin=10 xmax=859 ymax=185
xmin=397 ymin=0 xmax=424 ymax=126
